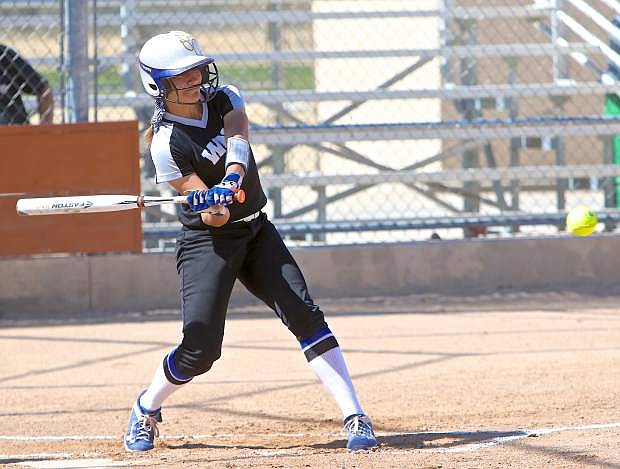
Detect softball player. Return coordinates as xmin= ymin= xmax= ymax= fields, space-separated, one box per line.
xmin=124 ymin=31 xmax=377 ymax=453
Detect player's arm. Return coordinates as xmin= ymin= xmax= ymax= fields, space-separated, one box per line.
xmin=168 ymin=173 xmax=228 ymax=227
xmin=209 ymin=108 xmax=249 ymax=205
xmin=223 ymin=107 xmax=249 ymax=181
xmin=36 ymin=83 xmax=54 ymax=125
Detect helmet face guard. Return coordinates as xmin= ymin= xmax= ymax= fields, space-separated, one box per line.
xmin=161 ymin=62 xmax=219 ymax=104
xmin=139 ymin=59 xmax=219 ymax=104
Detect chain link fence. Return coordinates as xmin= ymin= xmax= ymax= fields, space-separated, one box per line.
xmin=3 ymin=0 xmax=620 ymax=249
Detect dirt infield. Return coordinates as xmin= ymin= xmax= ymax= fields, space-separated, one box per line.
xmin=1 ymin=291 xmax=619 ymax=468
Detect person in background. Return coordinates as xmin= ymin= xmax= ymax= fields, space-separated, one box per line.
xmin=0 ymin=44 xmax=53 ymax=125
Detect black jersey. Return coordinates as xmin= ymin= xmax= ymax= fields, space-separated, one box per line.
xmin=0 ymin=44 xmax=48 ymax=125
xmin=150 ymin=85 xmax=268 ymax=229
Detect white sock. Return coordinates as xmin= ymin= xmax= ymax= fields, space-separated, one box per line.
xmin=307 ymin=346 xmax=364 ymax=419
xmin=139 ymin=360 xmax=185 ymax=412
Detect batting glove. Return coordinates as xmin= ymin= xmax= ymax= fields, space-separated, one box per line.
xmin=186 ymin=189 xmax=214 ymax=212
xmin=210 ymin=173 xmax=241 ymax=206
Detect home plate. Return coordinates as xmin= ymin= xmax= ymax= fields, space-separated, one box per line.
xmin=17 ymin=459 xmax=146 ymax=468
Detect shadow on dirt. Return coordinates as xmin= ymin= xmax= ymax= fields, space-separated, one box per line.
xmin=312 ymin=429 xmax=528 ymax=450
xmin=164 ymin=442 xmax=269 ymax=451
xmin=154 ymin=429 xmax=528 ymax=453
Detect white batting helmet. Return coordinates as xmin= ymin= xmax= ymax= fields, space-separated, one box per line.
xmin=138 ymin=31 xmax=218 ymax=100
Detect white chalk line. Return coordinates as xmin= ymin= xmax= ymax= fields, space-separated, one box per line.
xmin=16 ymin=459 xmax=148 ymax=468
xmin=0 ymin=452 xmax=73 ymax=460
xmin=1 ymin=421 xmax=619 ymax=461
xmin=0 ymin=453 xmax=149 ymax=469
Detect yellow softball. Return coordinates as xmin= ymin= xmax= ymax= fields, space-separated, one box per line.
xmin=566 ymin=205 xmax=598 ymax=236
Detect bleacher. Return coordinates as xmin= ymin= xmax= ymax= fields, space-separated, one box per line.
xmin=5 ymin=0 xmax=620 ymax=248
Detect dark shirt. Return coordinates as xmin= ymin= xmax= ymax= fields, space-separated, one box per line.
xmin=0 ymin=45 xmax=48 ymax=125
xmin=150 ymin=85 xmax=268 ymax=229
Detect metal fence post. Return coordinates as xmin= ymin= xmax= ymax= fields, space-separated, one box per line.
xmin=506 ymin=57 xmax=521 ymax=233
xmin=551 ymin=0 xmax=568 ymax=213
xmin=65 ymin=0 xmax=89 ymax=122
xmin=268 ymin=2 xmax=285 ymax=221
xmin=120 ymin=0 xmax=137 ymax=94
xmin=458 ymin=18 xmax=481 ymax=236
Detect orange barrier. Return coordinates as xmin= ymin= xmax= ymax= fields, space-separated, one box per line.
xmin=0 ymin=121 xmax=142 ymax=256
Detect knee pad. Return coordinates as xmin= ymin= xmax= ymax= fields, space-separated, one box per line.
xmin=174 ymin=343 xmax=221 ymax=377
xmin=173 ymin=322 xmax=223 ymax=377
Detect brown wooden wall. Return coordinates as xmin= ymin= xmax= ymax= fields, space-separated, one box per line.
xmin=0 ymin=121 xmax=142 ymax=256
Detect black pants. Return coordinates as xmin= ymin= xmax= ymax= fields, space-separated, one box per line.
xmin=173 ymin=213 xmax=327 ymax=377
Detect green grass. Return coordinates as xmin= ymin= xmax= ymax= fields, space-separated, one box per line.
xmin=40 ymin=66 xmax=122 ymax=90
xmin=220 ymin=63 xmax=315 ymax=91
xmin=40 ymin=63 xmax=314 ymax=93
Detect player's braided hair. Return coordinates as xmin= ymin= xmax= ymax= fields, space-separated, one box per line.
xmin=144 ymin=97 xmax=165 ymax=146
